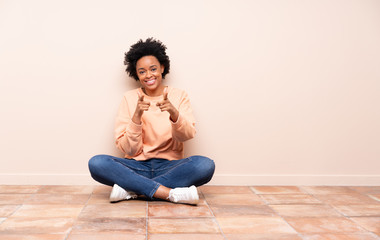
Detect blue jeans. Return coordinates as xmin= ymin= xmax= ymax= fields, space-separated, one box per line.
xmin=88 ymin=155 xmax=215 ymax=199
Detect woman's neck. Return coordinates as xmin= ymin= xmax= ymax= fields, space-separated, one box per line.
xmin=142 ymin=85 xmax=165 ymax=97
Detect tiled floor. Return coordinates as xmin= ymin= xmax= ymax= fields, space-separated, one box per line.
xmin=0 ymin=185 xmax=379 ymax=240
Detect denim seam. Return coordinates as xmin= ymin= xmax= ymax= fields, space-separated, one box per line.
xmin=154 ymin=157 xmax=191 ymax=172
xmin=110 ymin=157 xmax=160 ymax=198
xmin=111 ymin=157 xmax=152 ymax=172
xmin=152 ymin=157 xmax=191 ymax=180
xmin=148 ymin=183 xmax=161 ymax=199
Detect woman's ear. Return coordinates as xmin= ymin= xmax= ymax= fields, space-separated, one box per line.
xmin=161 ymin=65 xmax=165 ymax=73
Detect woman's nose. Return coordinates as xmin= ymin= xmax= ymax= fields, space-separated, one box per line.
xmin=146 ymin=70 xmax=152 ymax=78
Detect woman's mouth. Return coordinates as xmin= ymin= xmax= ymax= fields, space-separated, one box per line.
xmin=145 ymin=79 xmax=156 ymax=86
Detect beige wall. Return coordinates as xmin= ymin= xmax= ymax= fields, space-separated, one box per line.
xmin=1 ymin=0 xmax=379 ymax=185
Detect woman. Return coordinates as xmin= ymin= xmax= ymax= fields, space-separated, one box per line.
xmin=88 ymin=38 xmax=215 ymax=205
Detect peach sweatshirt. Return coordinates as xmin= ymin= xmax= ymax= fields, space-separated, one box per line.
xmin=115 ymin=86 xmax=196 ymax=160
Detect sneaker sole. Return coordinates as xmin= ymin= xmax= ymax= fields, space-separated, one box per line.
xmin=109 ymin=187 xmax=138 ymax=203
xmin=189 ymin=186 xmax=199 ymax=205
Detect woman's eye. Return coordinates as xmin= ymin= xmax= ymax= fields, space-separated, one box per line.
xmin=139 ymin=71 xmax=145 ymax=75
xmin=151 ymin=68 xmax=157 ymax=72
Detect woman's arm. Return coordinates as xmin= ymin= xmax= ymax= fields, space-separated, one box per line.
xmin=115 ymin=94 xmax=144 ymax=157
xmin=157 ymin=89 xmax=196 ymax=142
xmin=170 ymin=92 xmax=196 ymax=142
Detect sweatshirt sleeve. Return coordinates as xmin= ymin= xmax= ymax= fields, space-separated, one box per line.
xmin=171 ymin=91 xmax=196 ymax=142
xmin=114 ymin=93 xmax=143 ymax=157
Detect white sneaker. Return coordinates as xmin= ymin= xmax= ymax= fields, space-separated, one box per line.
xmin=168 ymin=185 xmax=199 ymax=205
xmin=109 ymin=184 xmax=138 ymax=203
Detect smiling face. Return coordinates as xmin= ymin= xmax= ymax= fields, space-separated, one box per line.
xmin=136 ymin=55 xmax=165 ymax=96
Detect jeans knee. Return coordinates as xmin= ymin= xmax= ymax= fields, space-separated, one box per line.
xmin=205 ymin=157 xmax=216 ymax=176
xmin=191 ymin=155 xmax=215 ymax=177
xmin=88 ymin=154 xmax=109 ymax=173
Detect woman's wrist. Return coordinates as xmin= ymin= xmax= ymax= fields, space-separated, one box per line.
xmin=169 ymin=110 xmax=179 ymax=122
xmin=132 ymin=113 xmax=142 ymax=125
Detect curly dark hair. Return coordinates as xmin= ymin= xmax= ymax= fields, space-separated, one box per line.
xmin=124 ymin=38 xmax=170 ymax=81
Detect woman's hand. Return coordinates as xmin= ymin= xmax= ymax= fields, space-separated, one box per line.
xmin=132 ymin=92 xmax=150 ymax=125
xmin=156 ymin=88 xmax=179 ymax=122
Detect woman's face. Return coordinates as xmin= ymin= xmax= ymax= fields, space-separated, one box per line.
xmin=136 ymin=55 xmax=164 ymax=95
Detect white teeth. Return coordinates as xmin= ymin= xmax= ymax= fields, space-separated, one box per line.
xmin=146 ymin=79 xmax=155 ymax=85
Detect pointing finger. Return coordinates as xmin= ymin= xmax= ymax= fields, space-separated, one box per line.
xmin=137 ymin=91 xmax=144 ymax=101
xmin=163 ymin=87 xmax=168 ymax=100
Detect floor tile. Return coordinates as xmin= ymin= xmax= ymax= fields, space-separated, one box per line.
xmin=67 ymin=233 xmax=146 ymax=240
xmin=211 ymin=205 xmax=276 ymax=217
xmin=204 ymin=193 xmax=264 ymax=205
xmin=25 ymin=193 xmax=90 ymax=205
xmin=86 ymin=193 xmax=111 ymax=204
xmin=314 ymin=194 xmax=380 ymax=205
xmin=216 ymin=216 xmax=297 ymax=234
xmin=37 ymin=185 xmax=94 ymax=194
xmin=332 ymin=205 xmax=380 ymax=217
xmin=350 ymin=187 xmax=380 ymax=194
xmin=148 ymin=233 xmax=225 ymax=240
xmin=0 ymin=185 xmax=41 ymax=194
xmin=148 ymin=203 xmax=213 ymax=218
xmin=148 ymin=218 xmax=220 ymax=234
xmin=89 ymin=192 xmax=152 ymax=204
xmin=301 ymin=186 xmax=358 ymax=195
xmin=92 ymin=185 xmax=112 ymax=194
xmin=148 ymin=198 xmax=208 ymax=206
xmin=269 ymin=204 xmax=342 ymax=217
xmin=10 ymin=204 xmax=83 ymax=218
xmin=200 ymin=186 xmax=253 ymax=194
xmin=0 ymin=194 xmax=32 ymax=204
xmin=285 ymin=217 xmax=366 ymax=233
xmin=0 ymin=184 xmax=379 ymax=239
xmin=0 ymin=217 xmax=74 ymax=234
xmin=0 ymin=204 xmax=20 ymax=217
xmin=225 ymin=234 xmax=303 ymax=240
xmin=251 ymin=186 xmax=305 ymax=194
xmin=301 ymin=233 xmax=379 ymax=240
xmin=71 ymin=218 xmax=146 ymax=234
xmin=350 ymin=217 xmax=380 ymax=234
xmin=259 ymin=194 xmax=321 ymax=205
xmin=0 ymin=234 xmax=67 ymax=240
xmin=79 ymin=202 xmax=146 ymax=219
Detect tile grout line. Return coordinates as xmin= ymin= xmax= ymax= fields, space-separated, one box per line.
xmin=326 ymin=202 xmax=379 ymax=235
xmin=349 ymin=217 xmax=380 ymax=240
xmin=63 ymin=185 xmax=94 ymax=240
xmin=1 ymin=185 xmax=42 ymax=226
xmin=1 ymin=185 xmax=378 ymax=238
xmin=298 ymin=186 xmax=357 ymax=219
xmin=201 ymin=190 xmax=228 ymax=240
xmin=290 ymin=186 xmax=380 ymax=237
xmin=146 ymin=201 xmax=149 ymax=240
xmin=306 ymin=187 xmax=378 ymax=237
xmin=6 ymin=203 xmax=23 ymax=219
xmin=0 ymin=190 xmax=27 ymax=228
xmin=367 ymin=194 xmax=380 ymax=202
xmin=251 ymin=186 xmax=309 ymax=240
xmin=327 ymin=186 xmax=380 ymax=229
xmin=249 ymin=186 xmax=258 ymax=194
xmin=265 ymin=204 xmax=305 ymax=239
xmin=248 ymin=182 xmax=306 ymax=232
